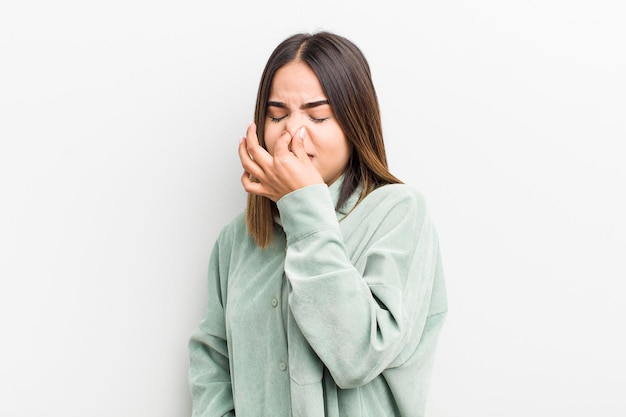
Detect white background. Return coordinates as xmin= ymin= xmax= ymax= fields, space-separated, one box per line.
xmin=1 ymin=1 xmax=625 ymax=416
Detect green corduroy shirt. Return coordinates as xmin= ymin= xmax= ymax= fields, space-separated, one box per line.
xmin=189 ymin=177 xmax=447 ymax=417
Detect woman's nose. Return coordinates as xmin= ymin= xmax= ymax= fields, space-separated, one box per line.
xmin=284 ymin=115 xmax=304 ymax=138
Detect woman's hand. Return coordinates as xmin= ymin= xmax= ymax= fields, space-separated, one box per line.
xmin=239 ymin=122 xmax=324 ymax=202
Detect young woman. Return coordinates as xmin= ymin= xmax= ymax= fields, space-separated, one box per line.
xmin=189 ymin=31 xmax=447 ymax=417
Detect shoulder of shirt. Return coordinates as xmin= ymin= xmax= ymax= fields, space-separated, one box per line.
xmin=342 ymin=183 xmax=430 ymax=223
xmin=216 ymin=210 xmax=248 ymax=246
xmin=365 ymin=183 xmax=427 ymax=209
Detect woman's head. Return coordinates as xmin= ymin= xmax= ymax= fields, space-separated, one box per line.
xmin=248 ymin=31 xmax=401 ymax=247
xmin=262 ymin=60 xmax=351 ymax=187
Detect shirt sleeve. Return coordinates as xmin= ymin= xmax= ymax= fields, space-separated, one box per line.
xmin=277 ymin=183 xmax=442 ymax=389
xmin=188 ymin=238 xmax=235 ymax=417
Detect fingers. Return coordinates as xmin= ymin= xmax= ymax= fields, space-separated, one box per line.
xmin=245 ymin=122 xmax=258 ymax=146
xmin=238 ymin=123 xmax=317 ymax=201
xmin=244 ymin=122 xmax=272 ymax=167
xmin=272 ymin=129 xmax=294 ymax=157
xmin=238 ymin=137 xmax=264 ymax=181
xmin=241 ymin=170 xmax=278 ymax=201
xmin=274 ymin=127 xmax=309 ymax=162
xmin=239 ymin=122 xmax=272 ymax=181
xmin=290 ymin=127 xmax=308 ymax=160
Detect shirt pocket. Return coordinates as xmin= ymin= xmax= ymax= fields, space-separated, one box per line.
xmin=289 ymin=348 xmax=323 ymax=385
xmin=288 ymin=322 xmax=324 ymax=385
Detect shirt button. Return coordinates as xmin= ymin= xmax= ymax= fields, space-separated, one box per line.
xmin=279 ymin=362 xmax=287 ymax=371
xmin=271 ymin=298 xmax=278 ymax=308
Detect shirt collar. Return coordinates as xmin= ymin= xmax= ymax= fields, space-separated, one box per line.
xmin=329 ymin=174 xmax=361 ymax=216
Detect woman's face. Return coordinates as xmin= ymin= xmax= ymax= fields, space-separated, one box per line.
xmin=264 ymin=61 xmax=352 ymax=186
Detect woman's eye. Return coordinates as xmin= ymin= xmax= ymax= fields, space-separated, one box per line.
xmin=268 ymin=115 xmax=287 ymax=123
xmin=310 ymin=116 xmax=329 ymax=124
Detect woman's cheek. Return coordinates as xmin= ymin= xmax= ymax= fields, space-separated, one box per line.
xmin=263 ymin=130 xmax=276 ymax=155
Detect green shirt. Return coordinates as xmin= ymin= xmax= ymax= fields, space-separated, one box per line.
xmin=189 ymin=177 xmax=447 ymax=417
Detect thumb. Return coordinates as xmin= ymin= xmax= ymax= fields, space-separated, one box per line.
xmin=291 ymin=127 xmax=308 ymax=159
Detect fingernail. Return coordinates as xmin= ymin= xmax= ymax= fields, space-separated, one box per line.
xmin=299 ymin=127 xmax=306 ymax=139
xmin=239 ymin=137 xmax=245 ymax=144
xmin=248 ymin=121 xmax=253 ymax=127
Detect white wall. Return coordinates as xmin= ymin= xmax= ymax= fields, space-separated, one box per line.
xmin=1 ymin=1 xmax=624 ymax=416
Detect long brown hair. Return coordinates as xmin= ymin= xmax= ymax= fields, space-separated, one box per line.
xmin=247 ymin=31 xmax=402 ymax=248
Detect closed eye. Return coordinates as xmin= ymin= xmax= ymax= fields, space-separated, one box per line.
xmin=310 ymin=116 xmax=330 ymax=123
xmin=268 ymin=115 xmax=287 ymax=123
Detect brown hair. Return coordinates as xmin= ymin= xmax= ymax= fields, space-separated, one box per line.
xmin=247 ymin=31 xmax=402 ymax=247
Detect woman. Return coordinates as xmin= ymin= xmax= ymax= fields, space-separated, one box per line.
xmin=189 ymin=31 xmax=447 ymax=417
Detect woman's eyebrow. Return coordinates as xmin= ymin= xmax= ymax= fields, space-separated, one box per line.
xmin=267 ymin=101 xmax=287 ymax=109
xmin=267 ymin=100 xmax=329 ymax=110
xmin=300 ymin=100 xmax=329 ymax=110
